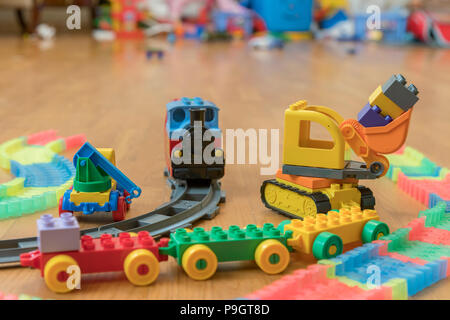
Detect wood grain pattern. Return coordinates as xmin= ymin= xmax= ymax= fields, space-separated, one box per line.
xmin=0 ymin=35 xmax=448 ymax=300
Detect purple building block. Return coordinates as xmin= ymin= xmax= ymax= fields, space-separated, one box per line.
xmin=358 ymin=103 xmax=393 ymax=128
xmin=37 ymin=212 xmax=80 ymax=253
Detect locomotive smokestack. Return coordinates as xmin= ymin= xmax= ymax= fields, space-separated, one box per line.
xmin=190 ymin=108 xmax=205 ymax=127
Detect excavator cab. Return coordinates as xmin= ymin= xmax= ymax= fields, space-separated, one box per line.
xmin=283 ymin=100 xmax=346 ymax=170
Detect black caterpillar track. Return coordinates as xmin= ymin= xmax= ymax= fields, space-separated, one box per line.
xmin=357 ymin=186 xmax=376 ymax=210
xmin=260 ymin=179 xmax=331 ymax=220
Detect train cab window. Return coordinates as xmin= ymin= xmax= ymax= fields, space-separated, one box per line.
xmin=205 ymin=108 xmax=215 ymax=122
xmin=173 ymin=108 xmax=185 ymax=123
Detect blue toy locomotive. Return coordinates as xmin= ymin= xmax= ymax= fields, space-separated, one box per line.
xmin=165 ymin=97 xmax=225 ymax=181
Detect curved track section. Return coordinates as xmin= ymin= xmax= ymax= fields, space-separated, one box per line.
xmin=0 ymin=178 xmax=225 ymax=267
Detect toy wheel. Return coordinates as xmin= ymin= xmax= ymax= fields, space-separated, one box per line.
xmin=362 ymin=220 xmax=390 ymax=243
xmin=254 ymin=239 xmax=290 ymax=275
xmin=123 ymin=249 xmax=160 ymax=286
xmin=312 ymin=232 xmax=343 ymax=260
xmin=181 ymin=244 xmax=218 ymax=280
xmin=44 ymin=255 xmax=79 ymax=293
xmin=112 ymin=196 xmax=127 ymax=222
xmin=58 ymin=196 xmax=72 ymax=217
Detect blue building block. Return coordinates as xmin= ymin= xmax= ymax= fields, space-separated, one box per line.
xmin=249 ymin=0 xmax=313 ymax=32
xmin=331 ymin=243 xmax=441 ymax=296
xmin=429 ymin=194 xmax=450 ymax=211
xmin=37 ymin=212 xmax=80 ymax=253
xmin=358 ymin=103 xmax=393 ymax=127
xmin=320 ymin=9 xmax=348 ymax=29
xmin=10 ymin=155 xmax=75 ymax=188
xmin=61 ymin=188 xmax=119 ymax=215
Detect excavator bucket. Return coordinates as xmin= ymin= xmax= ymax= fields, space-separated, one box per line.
xmin=361 ymin=108 xmax=413 ymax=154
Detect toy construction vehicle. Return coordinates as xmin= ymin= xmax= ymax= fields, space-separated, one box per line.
xmin=261 ymin=74 xmax=419 ymax=219
xmin=59 ymin=142 xmax=142 ymax=221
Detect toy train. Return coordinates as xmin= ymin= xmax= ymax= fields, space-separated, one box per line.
xmin=21 ymin=208 xmax=389 ymax=293
xmin=165 ymin=97 xmax=225 ymax=181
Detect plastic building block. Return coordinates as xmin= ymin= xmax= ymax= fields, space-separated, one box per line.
xmin=418 ymin=202 xmax=450 ymax=230
xmin=21 ymin=222 xmax=169 ymax=292
xmin=275 ymin=168 xmax=358 ymax=189
xmin=382 ymin=74 xmax=419 ymax=111
xmin=280 ymin=208 xmax=383 ymax=256
xmin=368 ymin=85 xmax=405 ymax=119
xmin=245 ymin=263 xmax=392 ymax=300
xmin=282 ymin=100 xmax=347 ymax=170
xmin=380 ymin=228 xmax=450 ymax=264
xmin=0 ymin=131 xmax=85 ymax=220
xmin=407 ymin=217 xmax=450 ymax=246
xmin=37 ymin=213 xmax=80 ymax=253
xmin=357 ymin=103 xmax=393 ymax=128
xmin=160 ymin=223 xmax=293 ymax=280
xmin=397 ymin=172 xmax=450 ymax=209
xmin=73 ymin=143 xmax=140 ymax=200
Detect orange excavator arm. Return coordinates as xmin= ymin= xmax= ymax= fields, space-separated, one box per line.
xmin=339 ymin=74 xmax=418 ymax=178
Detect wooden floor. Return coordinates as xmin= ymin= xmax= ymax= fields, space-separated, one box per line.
xmin=0 ymin=35 xmax=449 ymax=300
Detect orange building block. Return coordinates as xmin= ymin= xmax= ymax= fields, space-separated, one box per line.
xmin=275 ymin=169 xmax=358 ymax=189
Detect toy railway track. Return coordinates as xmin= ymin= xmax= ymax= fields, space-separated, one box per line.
xmin=0 ymin=178 xmax=225 ymax=267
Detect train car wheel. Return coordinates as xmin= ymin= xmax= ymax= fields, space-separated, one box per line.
xmin=123 ymin=249 xmax=160 ymax=286
xmin=362 ymin=220 xmax=390 ymax=243
xmin=254 ymin=239 xmax=290 ymax=274
xmin=44 ymin=255 xmax=79 ymax=293
xmin=181 ymin=244 xmax=218 ymax=280
xmin=312 ymin=232 xmax=343 ymax=260
xmin=58 ymin=196 xmax=72 ymax=217
xmin=112 ymin=196 xmax=127 ymax=222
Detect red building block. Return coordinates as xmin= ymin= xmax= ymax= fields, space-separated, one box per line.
xmin=245 ymin=264 xmax=391 ymax=300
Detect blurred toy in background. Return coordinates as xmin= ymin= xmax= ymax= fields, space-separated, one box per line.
xmin=248 ymin=34 xmax=284 ymax=50
xmin=35 ymin=24 xmax=56 ymax=41
xmin=244 ymin=0 xmax=314 ymax=32
xmin=146 ymin=47 xmax=165 ymax=60
xmin=92 ymin=0 xmax=116 ymax=41
xmin=407 ymin=0 xmax=450 ymax=47
xmin=111 ymin=0 xmax=146 ymax=38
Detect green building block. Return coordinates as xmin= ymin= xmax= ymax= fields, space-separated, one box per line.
xmin=73 ymin=157 xmax=111 ymax=193
xmin=381 ymin=227 xmax=450 ymax=262
xmin=419 ymin=202 xmax=450 ymax=231
xmin=160 ymin=223 xmax=293 ymax=264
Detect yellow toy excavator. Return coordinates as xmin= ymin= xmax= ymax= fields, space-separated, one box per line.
xmin=261 ymin=74 xmax=419 ymax=219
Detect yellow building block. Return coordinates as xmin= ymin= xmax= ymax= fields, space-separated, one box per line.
xmin=283 ymin=100 xmax=346 ymax=169
xmin=285 ymin=207 xmax=380 ymax=254
xmin=369 ymin=86 xmax=404 ymax=119
xmin=97 ymin=148 xmax=116 ymax=166
xmin=384 ymin=278 xmax=408 ymax=300
xmin=70 ymin=188 xmax=112 ymax=206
